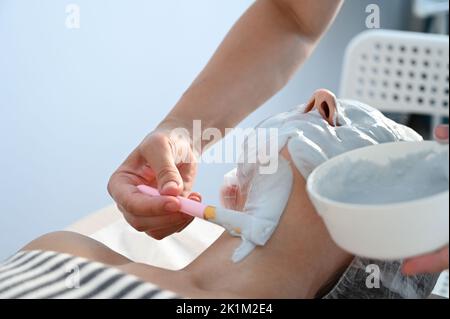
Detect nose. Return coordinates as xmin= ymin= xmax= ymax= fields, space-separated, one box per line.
xmin=304 ymin=89 xmax=339 ymax=126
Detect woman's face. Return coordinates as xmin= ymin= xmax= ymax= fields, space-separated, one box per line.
xmin=220 ymin=89 xmax=340 ymax=212
xmin=220 ymin=148 xmax=293 ymax=213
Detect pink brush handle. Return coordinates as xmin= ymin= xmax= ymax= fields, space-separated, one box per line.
xmin=137 ymin=185 xmax=207 ymax=219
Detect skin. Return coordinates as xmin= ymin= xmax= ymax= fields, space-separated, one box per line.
xmin=107 ymin=0 xmax=344 ymax=240
xmin=402 ymin=125 xmax=449 ymax=276
xmin=15 ymin=93 xmax=445 ymax=299
xmin=107 ymin=0 xmax=447 ymax=275
xmin=22 ymin=102 xmax=353 ymax=298
xmin=22 ymin=149 xmax=352 ymax=299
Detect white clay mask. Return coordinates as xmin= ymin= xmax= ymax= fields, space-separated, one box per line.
xmin=216 ymin=158 xmax=293 ymax=262
xmin=219 ymin=96 xmax=423 ymax=262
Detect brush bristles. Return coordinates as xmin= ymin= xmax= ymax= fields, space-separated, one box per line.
xmin=203 ymin=206 xmax=216 ymax=220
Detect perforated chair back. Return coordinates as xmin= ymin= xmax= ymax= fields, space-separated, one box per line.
xmin=341 ymin=30 xmax=449 ymax=299
xmin=340 ymin=30 xmax=449 ymax=126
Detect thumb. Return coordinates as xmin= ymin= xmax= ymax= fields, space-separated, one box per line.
xmin=402 ymin=246 xmax=449 ymax=275
xmin=435 ymin=125 xmax=449 ymax=143
xmin=140 ymin=133 xmax=184 ymax=196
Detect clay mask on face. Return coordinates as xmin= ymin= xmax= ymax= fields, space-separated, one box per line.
xmin=219 ymin=97 xmax=422 ymax=262
xmin=214 ymin=158 xmax=293 ymax=262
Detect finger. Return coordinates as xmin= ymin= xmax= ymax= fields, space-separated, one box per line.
xmin=178 ymin=155 xmax=198 ymax=194
xmin=188 ymin=192 xmax=202 ymax=202
xmin=176 ymin=216 xmax=194 ymax=233
xmin=139 ymin=133 xmax=184 ymax=196
xmin=145 ymin=218 xmax=193 ymax=240
xmin=161 ymin=214 xmax=193 ymax=235
xmin=110 ymin=174 xmax=180 ymax=216
xmin=402 ymin=246 xmax=449 ymax=275
xmin=120 ymin=207 xmax=189 ymax=232
xmin=435 ymin=125 xmax=449 ymax=143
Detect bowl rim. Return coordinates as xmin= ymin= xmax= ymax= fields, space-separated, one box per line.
xmin=306 ymin=140 xmax=449 ymax=212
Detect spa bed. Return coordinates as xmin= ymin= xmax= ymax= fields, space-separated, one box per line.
xmin=67 ymin=204 xmax=224 ymax=270
xmin=66 ymin=204 xmax=449 ymax=299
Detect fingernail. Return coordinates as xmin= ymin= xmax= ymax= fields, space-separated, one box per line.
xmin=162 ymin=181 xmax=178 ymax=192
xmin=164 ymin=202 xmax=179 ymax=212
xmin=188 ymin=195 xmax=201 ymax=202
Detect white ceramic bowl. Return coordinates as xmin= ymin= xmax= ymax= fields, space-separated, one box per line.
xmin=307 ymin=141 xmax=449 ymax=260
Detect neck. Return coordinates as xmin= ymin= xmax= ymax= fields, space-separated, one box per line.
xmin=185 ymin=211 xmax=351 ymax=298
xmin=185 ymin=162 xmax=352 ymax=298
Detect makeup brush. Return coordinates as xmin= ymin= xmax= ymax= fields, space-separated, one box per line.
xmin=136 ymin=184 xmax=275 ymax=243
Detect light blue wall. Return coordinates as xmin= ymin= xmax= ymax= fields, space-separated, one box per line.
xmin=0 ymin=0 xmax=409 ymax=259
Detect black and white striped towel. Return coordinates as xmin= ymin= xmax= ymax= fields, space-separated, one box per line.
xmin=0 ymin=250 xmax=181 ymax=299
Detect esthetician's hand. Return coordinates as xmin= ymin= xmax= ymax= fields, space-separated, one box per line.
xmin=108 ymin=123 xmax=199 ymax=239
xmin=107 ymin=0 xmax=345 ymax=239
xmin=402 ymin=125 xmax=449 ymax=275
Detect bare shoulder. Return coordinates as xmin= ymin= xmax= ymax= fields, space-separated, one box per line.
xmin=20 ymin=231 xmax=132 ymax=266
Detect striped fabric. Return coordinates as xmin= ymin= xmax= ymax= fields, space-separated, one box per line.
xmin=0 ymin=250 xmax=181 ymax=299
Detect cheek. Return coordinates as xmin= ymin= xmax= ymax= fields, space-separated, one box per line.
xmin=220 ymin=185 xmax=239 ymax=209
xmin=220 ymin=184 xmax=248 ymax=211
xmin=235 ymin=187 xmax=247 ymax=211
